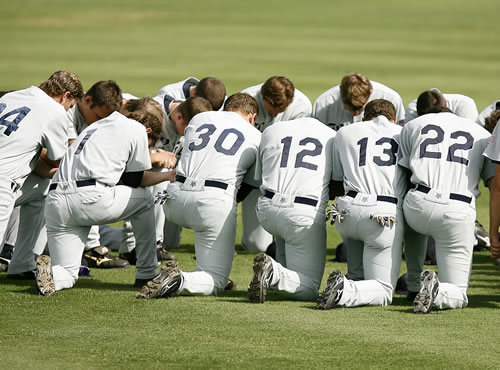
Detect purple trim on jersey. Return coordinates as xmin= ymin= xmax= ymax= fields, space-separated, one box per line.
xmin=182 ymin=78 xmax=198 ymax=99
xmin=163 ymin=95 xmax=176 ymax=115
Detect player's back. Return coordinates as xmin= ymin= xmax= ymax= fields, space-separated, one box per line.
xmin=0 ymin=87 xmax=67 ymax=181
xmin=333 ymin=116 xmax=406 ymax=199
xmin=177 ymin=111 xmax=261 ymax=188
xmin=55 ymin=111 xmax=151 ymax=186
xmin=400 ymin=112 xmax=492 ymax=199
xmin=259 ymin=117 xmax=335 ymax=209
xmin=156 ymin=77 xmax=199 ymax=100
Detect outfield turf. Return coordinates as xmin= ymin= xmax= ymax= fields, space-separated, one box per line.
xmin=1 ymin=0 xmax=500 ymax=369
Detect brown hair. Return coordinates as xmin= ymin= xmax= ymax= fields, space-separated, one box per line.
xmin=85 ymin=80 xmax=122 ymax=113
xmin=39 ymin=70 xmax=84 ymax=100
xmin=196 ymin=77 xmax=226 ymax=111
xmin=484 ymin=110 xmax=500 ymax=134
xmin=416 ymin=89 xmax=447 ymax=116
xmin=340 ymin=73 xmax=372 ymax=112
xmin=261 ymin=76 xmax=294 ymax=110
xmin=124 ymin=97 xmax=164 ymax=124
xmin=224 ymin=93 xmax=259 ymax=116
xmin=363 ymin=99 xmax=396 ymax=121
xmin=127 ymin=110 xmax=163 ymax=144
xmin=177 ymin=96 xmax=212 ymax=122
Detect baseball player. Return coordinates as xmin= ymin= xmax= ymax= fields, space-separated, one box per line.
xmin=241 ymin=76 xmax=312 ymax=255
xmin=36 ymin=108 xmax=175 ymax=295
xmin=247 ymin=116 xmax=335 ymax=303
xmin=399 ymin=106 xmax=495 ymax=313
xmin=313 ymin=72 xmax=405 ymax=131
xmin=483 ymin=119 xmax=500 ymax=261
xmin=157 ymin=76 xmax=226 ymax=111
xmin=404 ymin=88 xmax=479 ymax=124
xmin=0 ymin=71 xmax=83 ymax=278
xmin=317 ymin=100 xmax=405 ymax=309
xmin=137 ymin=93 xmax=260 ymax=299
xmin=477 ymin=100 xmax=500 ymax=127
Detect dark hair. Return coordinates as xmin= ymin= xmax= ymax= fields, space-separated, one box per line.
xmin=363 ymin=99 xmax=396 ymax=121
xmin=39 ymin=70 xmax=84 ymax=100
xmin=261 ymin=76 xmax=294 ymax=110
xmin=86 ymin=80 xmax=122 ymax=113
xmin=177 ymin=96 xmax=212 ymax=122
xmin=416 ymin=89 xmax=447 ymax=116
xmin=425 ymin=105 xmax=452 ymax=114
xmin=484 ymin=110 xmax=500 ymax=134
xmin=224 ymin=93 xmax=259 ymax=116
xmin=127 ymin=110 xmax=163 ymax=144
xmin=196 ymin=77 xmax=226 ymax=111
xmin=124 ymin=97 xmax=164 ymax=123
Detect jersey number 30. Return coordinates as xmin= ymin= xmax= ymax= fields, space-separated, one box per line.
xmin=0 ymin=104 xmax=31 ymax=136
xmin=189 ymin=124 xmax=245 ymax=155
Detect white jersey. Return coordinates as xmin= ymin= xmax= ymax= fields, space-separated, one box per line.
xmin=483 ymin=121 xmax=500 ymax=163
xmin=257 ymin=117 xmax=335 ymax=210
xmin=313 ymin=81 xmax=405 ymax=131
xmin=177 ymin=111 xmax=261 ymax=190
xmin=332 ymin=116 xmax=407 ymax=200
xmin=405 ymin=93 xmax=478 ymax=123
xmin=152 ymin=93 xmax=182 ymax=153
xmin=476 ymin=100 xmax=500 ymax=127
xmin=399 ymin=112 xmax=494 ymax=199
xmin=0 ymin=86 xmax=68 ymax=183
xmin=65 ymin=103 xmax=88 ymax=140
xmin=157 ymin=77 xmax=199 ymax=100
xmin=241 ymin=84 xmax=312 ymax=132
xmin=54 ymin=111 xmax=151 ymax=186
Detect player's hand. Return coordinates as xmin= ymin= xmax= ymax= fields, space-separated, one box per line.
xmin=370 ymin=214 xmax=397 ymax=227
xmin=151 ymin=149 xmax=177 ymax=169
xmin=326 ymin=204 xmax=346 ymax=225
xmin=490 ymin=234 xmax=500 ymax=259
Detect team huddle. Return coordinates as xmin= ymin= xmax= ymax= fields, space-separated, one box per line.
xmin=0 ymin=70 xmax=499 ymax=315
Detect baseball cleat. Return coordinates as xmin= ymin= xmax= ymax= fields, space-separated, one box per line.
xmin=413 ymin=269 xmax=439 ymax=314
xmin=474 ymin=220 xmax=490 ymax=249
xmin=316 ymin=270 xmax=345 ymax=310
xmin=83 ymin=246 xmax=130 ymax=269
xmin=136 ymin=260 xmax=182 ymax=299
xmin=248 ymin=253 xmax=273 ymax=304
xmin=36 ymin=255 xmax=55 ymax=296
xmin=156 ymin=242 xmax=177 ymax=262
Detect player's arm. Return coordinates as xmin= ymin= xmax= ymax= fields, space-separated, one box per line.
xmin=141 ymin=170 xmax=176 ymax=187
xmin=329 ymin=180 xmax=344 ymax=200
xmin=150 ymin=148 xmax=177 ymax=169
xmin=32 ymin=149 xmax=60 ymax=178
xmin=489 ymin=164 xmax=500 ymax=259
xmin=236 ymin=182 xmax=258 ymax=203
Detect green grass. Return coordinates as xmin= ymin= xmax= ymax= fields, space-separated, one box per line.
xmin=2 ymin=0 xmax=500 ymax=368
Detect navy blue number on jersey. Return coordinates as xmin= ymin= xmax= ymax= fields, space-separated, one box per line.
xmin=189 ymin=124 xmax=245 ymax=155
xmin=419 ymin=124 xmax=473 ymax=165
xmin=0 ymin=104 xmax=31 ymax=136
xmin=357 ymin=137 xmax=398 ymax=167
xmin=75 ymin=129 xmax=97 ymax=155
xmin=280 ymin=136 xmax=323 ymax=170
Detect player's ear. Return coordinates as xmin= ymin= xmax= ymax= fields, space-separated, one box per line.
xmin=248 ymin=113 xmax=257 ymax=126
xmin=145 ymin=127 xmax=152 ymax=134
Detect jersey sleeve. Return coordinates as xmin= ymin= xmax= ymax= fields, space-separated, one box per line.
xmin=483 ymin=123 xmax=500 ymax=163
xmin=42 ymin=113 xmax=70 ymax=161
xmin=125 ymin=123 xmax=152 ymax=172
xmin=331 ymin=135 xmax=344 ymax=181
xmin=454 ymin=96 xmax=478 ymax=121
xmin=397 ymin=124 xmax=413 ymax=169
xmin=404 ymin=99 xmax=418 ymax=124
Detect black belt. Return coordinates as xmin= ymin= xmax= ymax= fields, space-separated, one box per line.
xmin=176 ymin=175 xmax=228 ymax=190
xmin=415 ymin=184 xmax=472 ymax=204
xmin=346 ymin=190 xmax=398 ymax=205
xmin=49 ymin=179 xmax=96 ymax=191
xmin=264 ymin=190 xmax=318 ymax=207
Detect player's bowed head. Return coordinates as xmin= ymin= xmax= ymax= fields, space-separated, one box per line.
xmin=340 ymin=72 xmax=373 ymax=117
xmin=39 ymin=70 xmax=84 ymax=111
xmin=260 ymin=76 xmax=294 ymax=117
xmin=362 ymin=99 xmax=397 ymax=123
xmin=223 ymin=93 xmax=259 ymax=125
xmin=170 ymin=96 xmax=212 ymax=135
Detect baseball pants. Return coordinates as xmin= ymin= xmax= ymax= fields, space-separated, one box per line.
xmin=403 ymin=189 xmax=476 ymax=309
xmin=255 ymin=195 xmax=326 ymax=301
xmin=241 ymin=188 xmax=273 ymax=252
xmin=45 ymin=181 xmax=158 ymax=291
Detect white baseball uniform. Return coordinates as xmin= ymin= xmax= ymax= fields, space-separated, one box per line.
xmin=313 ymin=81 xmax=405 ymax=130
xmin=163 ymin=110 xmax=261 ymax=296
xmin=255 ymin=117 xmax=335 ymax=300
xmin=0 ymin=87 xmax=69 ymax=274
xmin=331 ymin=116 xmax=405 ymax=306
xmin=44 ymin=111 xmax=158 ymax=291
xmin=399 ymin=112 xmax=494 ymax=309
xmin=156 ymin=77 xmax=199 ymax=101
xmin=483 ymin=121 xmax=500 ymax=162
xmin=404 ymin=92 xmax=479 ymax=124
xmin=476 ymin=100 xmax=500 ymax=127
xmin=240 ymin=84 xmax=313 ymax=253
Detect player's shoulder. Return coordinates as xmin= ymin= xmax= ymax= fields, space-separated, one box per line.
xmin=370 ymin=81 xmax=402 ymax=100
xmin=241 ymin=84 xmax=262 ymax=98
xmin=314 ymin=84 xmax=341 ymax=103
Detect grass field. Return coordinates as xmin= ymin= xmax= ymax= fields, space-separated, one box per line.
xmin=1 ymin=0 xmax=500 ymax=369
